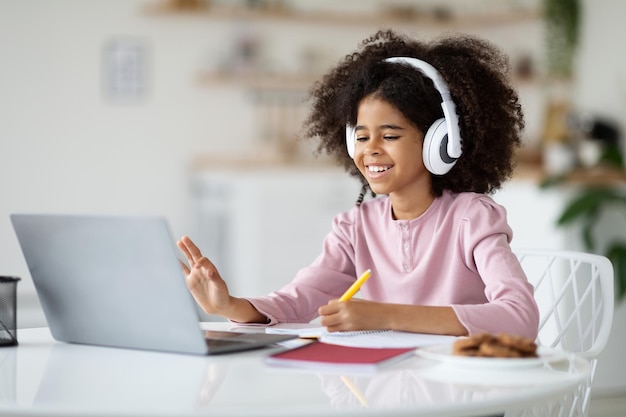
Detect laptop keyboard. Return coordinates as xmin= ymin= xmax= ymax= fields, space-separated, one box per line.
xmin=205 ymin=338 xmax=250 ymax=348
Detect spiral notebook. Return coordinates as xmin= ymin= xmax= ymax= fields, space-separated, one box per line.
xmin=265 ymin=324 xmax=458 ymax=348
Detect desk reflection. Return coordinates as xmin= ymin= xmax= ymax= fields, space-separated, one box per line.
xmin=319 ymin=368 xmax=513 ymax=410
xmin=13 ymin=337 xmax=588 ymax=416
xmin=316 ymin=356 xmax=588 ymax=415
xmin=0 ymin=348 xmax=16 ymax=402
xmin=33 ymin=343 xmax=231 ymax=412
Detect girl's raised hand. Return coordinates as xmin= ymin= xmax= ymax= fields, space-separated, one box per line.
xmin=176 ymin=236 xmax=232 ymax=316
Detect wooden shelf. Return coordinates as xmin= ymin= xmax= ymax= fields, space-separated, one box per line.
xmin=557 ymin=167 xmax=626 ymax=187
xmin=143 ymin=1 xmax=541 ymax=29
xmin=189 ymin=146 xmax=342 ymax=171
xmin=197 ymin=71 xmax=541 ymax=92
xmin=515 ymin=162 xmax=626 ymax=186
xmin=197 ymin=72 xmax=316 ymax=91
xmin=147 ymin=1 xmax=543 ymax=91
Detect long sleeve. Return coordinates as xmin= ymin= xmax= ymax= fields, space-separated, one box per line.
xmin=450 ymin=195 xmax=539 ymax=338
xmin=244 ymin=191 xmax=539 ymax=338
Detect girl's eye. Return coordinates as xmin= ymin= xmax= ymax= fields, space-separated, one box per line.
xmin=356 ymin=136 xmax=368 ymax=142
xmin=384 ymin=136 xmax=400 ymax=141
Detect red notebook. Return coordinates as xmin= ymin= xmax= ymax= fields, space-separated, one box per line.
xmin=265 ymin=341 xmax=415 ymax=372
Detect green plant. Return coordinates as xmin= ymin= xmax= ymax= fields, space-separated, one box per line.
xmin=544 ymin=0 xmax=581 ymax=79
xmin=540 ymin=145 xmax=626 ymax=302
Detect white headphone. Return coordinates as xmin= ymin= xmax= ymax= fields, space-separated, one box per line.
xmin=346 ymin=57 xmax=463 ymax=176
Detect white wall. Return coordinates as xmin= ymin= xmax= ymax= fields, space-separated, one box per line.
xmin=0 ymin=0 xmax=258 ymax=325
xmin=576 ymin=0 xmax=626 ymax=123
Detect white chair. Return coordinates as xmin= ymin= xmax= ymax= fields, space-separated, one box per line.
xmin=510 ymin=249 xmax=615 ymax=417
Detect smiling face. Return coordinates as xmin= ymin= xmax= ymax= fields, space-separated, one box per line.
xmin=353 ymin=96 xmax=433 ymax=210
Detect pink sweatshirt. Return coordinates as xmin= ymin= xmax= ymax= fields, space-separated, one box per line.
xmin=246 ymin=191 xmax=539 ymax=338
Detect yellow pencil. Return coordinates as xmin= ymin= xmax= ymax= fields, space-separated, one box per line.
xmin=340 ymin=375 xmax=369 ymax=407
xmin=339 ymin=269 xmax=372 ymax=301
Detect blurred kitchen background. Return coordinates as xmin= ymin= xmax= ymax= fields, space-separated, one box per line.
xmin=2 ymin=0 xmax=626 ymax=398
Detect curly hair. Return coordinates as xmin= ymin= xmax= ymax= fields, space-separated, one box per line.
xmin=302 ymin=29 xmax=524 ymax=199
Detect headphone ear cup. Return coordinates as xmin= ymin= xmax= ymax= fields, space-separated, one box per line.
xmin=422 ymin=118 xmax=458 ymax=175
xmin=346 ymin=125 xmax=356 ymax=159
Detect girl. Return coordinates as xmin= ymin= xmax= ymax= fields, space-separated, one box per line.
xmin=178 ymin=30 xmax=539 ymax=338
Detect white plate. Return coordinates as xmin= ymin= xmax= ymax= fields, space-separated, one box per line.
xmin=417 ymin=343 xmax=562 ymax=369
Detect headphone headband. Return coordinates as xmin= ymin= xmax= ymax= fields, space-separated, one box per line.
xmin=384 ymin=57 xmax=451 ymax=101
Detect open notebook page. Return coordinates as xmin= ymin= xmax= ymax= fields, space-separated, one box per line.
xmin=265 ymin=324 xmax=459 ymax=348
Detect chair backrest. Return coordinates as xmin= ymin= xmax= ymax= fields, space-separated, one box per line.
xmin=514 ymin=249 xmax=614 ymax=360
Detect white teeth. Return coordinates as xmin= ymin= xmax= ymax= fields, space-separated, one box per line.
xmin=368 ymin=166 xmax=390 ymax=173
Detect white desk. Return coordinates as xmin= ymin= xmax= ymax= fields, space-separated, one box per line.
xmin=0 ymin=324 xmax=590 ymax=417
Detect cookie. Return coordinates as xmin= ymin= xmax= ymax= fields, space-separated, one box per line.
xmin=478 ymin=340 xmax=523 ymax=358
xmin=452 ymin=332 xmax=538 ymax=358
xmin=452 ymin=333 xmax=492 ymax=355
xmin=495 ymin=333 xmax=538 ymax=356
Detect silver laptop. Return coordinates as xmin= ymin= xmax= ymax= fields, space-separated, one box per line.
xmin=10 ymin=213 xmax=295 ymax=355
